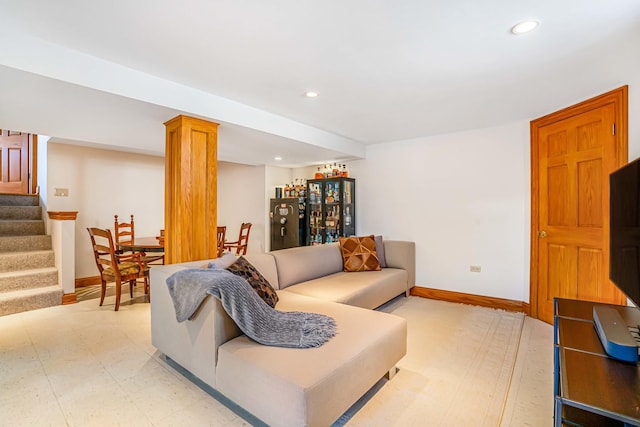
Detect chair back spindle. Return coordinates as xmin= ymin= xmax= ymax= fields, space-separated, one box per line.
xmin=217 ymin=226 xmax=226 ymax=257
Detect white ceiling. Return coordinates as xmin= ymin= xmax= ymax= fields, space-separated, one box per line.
xmin=0 ymin=0 xmax=639 ymax=166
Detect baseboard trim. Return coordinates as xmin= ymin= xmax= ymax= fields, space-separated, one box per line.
xmin=410 ymin=286 xmax=530 ymax=315
xmin=76 ymin=276 xmax=101 ymax=288
xmin=62 ymin=293 xmax=77 ymax=305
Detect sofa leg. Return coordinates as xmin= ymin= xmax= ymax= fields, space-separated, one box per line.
xmin=385 ymin=367 xmax=397 ymax=380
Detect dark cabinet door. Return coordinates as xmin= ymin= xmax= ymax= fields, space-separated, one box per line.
xmin=307 ymin=178 xmax=355 ymax=245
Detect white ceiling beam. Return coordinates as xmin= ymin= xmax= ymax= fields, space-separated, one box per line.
xmin=0 ymin=27 xmax=365 ymax=159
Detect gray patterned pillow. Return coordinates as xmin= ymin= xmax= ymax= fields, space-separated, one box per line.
xmin=227 ymin=256 xmax=279 ymax=307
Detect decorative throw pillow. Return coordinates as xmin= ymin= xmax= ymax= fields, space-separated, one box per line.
xmin=227 ymin=256 xmax=279 ymax=307
xmin=374 ymin=235 xmax=387 ymax=268
xmin=339 ymin=235 xmax=381 ymax=272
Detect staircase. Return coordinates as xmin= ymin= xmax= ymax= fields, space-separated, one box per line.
xmin=0 ymin=194 xmax=62 ymax=316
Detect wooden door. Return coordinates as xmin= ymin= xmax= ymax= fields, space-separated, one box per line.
xmin=531 ymin=87 xmax=628 ymax=324
xmin=0 ymin=132 xmax=29 ymax=194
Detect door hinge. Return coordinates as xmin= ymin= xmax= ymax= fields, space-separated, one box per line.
xmin=612 ymin=123 xmax=616 ymax=136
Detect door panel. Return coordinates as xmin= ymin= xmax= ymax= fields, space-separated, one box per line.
xmin=577 ymin=159 xmax=603 ymax=227
xmin=547 ymin=243 xmax=573 ymax=300
xmin=532 ymin=89 xmax=627 ymax=324
xmin=577 ymin=248 xmax=603 ymax=300
xmin=547 ymin=165 xmax=569 ymax=226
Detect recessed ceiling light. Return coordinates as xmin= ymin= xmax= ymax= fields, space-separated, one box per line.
xmin=274 ymin=156 xmax=283 ymax=161
xmin=304 ymin=91 xmax=319 ymax=98
xmin=511 ymin=20 xmax=539 ymax=35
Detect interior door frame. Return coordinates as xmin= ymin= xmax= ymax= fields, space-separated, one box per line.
xmin=30 ymin=134 xmax=38 ymax=194
xmin=529 ymin=86 xmax=628 ymax=319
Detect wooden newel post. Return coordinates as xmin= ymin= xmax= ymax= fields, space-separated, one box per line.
xmin=164 ymin=115 xmax=219 ymax=264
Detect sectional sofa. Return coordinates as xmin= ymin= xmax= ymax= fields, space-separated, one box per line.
xmin=150 ymin=240 xmax=415 ymax=426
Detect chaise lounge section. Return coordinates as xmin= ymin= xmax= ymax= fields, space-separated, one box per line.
xmin=150 ymin=240 xmax=415 ymax=427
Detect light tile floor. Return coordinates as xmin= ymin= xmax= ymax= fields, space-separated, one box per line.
xmin=501 ymin=316 xmax=555 ymax=426
xmin=0 ymin=292 xmax=553 ymax=426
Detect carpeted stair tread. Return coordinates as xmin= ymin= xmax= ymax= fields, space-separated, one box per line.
xmin=0 ymin=267 xmax=59 ymax=292
xmin=0 ymin=220 xmax=45 ymax=236
xmin=0 ymin=284 xmax=62 ymax=299
xmin=0 ymin=194 xmax=39 ymax=206
xmin=0 ymin=285 xmax=63 ymax=316
xmin=0 ymin=206 xmax=42 ymax=220
xmin=0 ymin=235 xmax=52 ymax=252
xmin=0 ymin=250 xmax=55 ymax=272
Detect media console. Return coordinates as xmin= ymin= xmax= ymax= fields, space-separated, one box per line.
xmin=554 ymin=298 xmax=640 ymax=426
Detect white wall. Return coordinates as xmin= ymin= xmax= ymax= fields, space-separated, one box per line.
xmin=347 ymin=73 xmax=640 ymax=304
xmin=348 ymin=121 xmax=531 ymax=302
xmin=343 ymin=25 xmax=640 ymax=304
xmin=47 ymin=143 xmax=165 ymax=279
xmin=217 ymin=161 xmax=267 ymax=253
xmin=47 ymin=150 xmax=270 ymax=280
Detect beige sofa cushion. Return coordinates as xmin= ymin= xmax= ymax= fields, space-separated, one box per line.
xmin=215 ymin=291 xmax=407 ymax=427
xmin=282 ymin=268 xmax=408 ymax=309
xmin=244 ymin=252 xmax=280 ymax=289
xmin=271 ymin=243 xmax=343 ymax=289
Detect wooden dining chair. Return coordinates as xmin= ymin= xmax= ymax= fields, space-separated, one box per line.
xmin=87 ymin=227 xmax=150 ymax=311
xmin=217 ymin=226 xmax=226 ymax=257
xmin=114 ymin=214 xmax=164 ymax=264
xmin=223 ymin=222 xmax=252 ymax=255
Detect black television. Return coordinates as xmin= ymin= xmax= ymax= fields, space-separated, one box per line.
xmin=610 ymin=156 xmax=640 ymax=309
xmin=594 ymin=157 xmax=640 ymax=362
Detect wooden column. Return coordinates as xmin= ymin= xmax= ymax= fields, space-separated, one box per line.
xmin=164 ymin=115 xmax=218 ymax=264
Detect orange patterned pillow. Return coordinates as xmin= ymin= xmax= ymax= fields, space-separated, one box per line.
xmin=339 ymin=235 xmax=381 ymax=272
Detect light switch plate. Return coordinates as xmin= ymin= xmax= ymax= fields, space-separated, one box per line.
xmin=54 ymin=188 xmax=69 ymax=197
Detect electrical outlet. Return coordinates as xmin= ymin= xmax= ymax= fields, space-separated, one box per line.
xmin=470 ymin=265 xmax=481 ymax=273
xmin=54 ymin=188 xmax=69 ymax=197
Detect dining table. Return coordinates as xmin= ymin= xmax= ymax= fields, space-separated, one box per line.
xmin=117 ymin=236 xmax=165 ymax=253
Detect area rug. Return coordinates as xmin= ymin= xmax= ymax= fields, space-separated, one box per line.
xmin=334 ymin=296 xmax=525 ymax=426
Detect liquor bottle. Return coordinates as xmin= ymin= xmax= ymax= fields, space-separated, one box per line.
xmin=332 ymin=185 xmax=339 ymax=203
xmin=345 ymin=206 xmax=352 ymax=226
xmin=293 ymin=179 xmax=299 ymax=197
xmin=315 ymin=167 xmax=323 ymax=179
xmin=332 ymin=163 xmax=339 ymax=177
xmin=342 ymin=164 xmax=348 ymax=177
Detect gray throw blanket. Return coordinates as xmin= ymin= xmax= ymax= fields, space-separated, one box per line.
xmin=166 ymin=268 xmax=336 ymax=348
